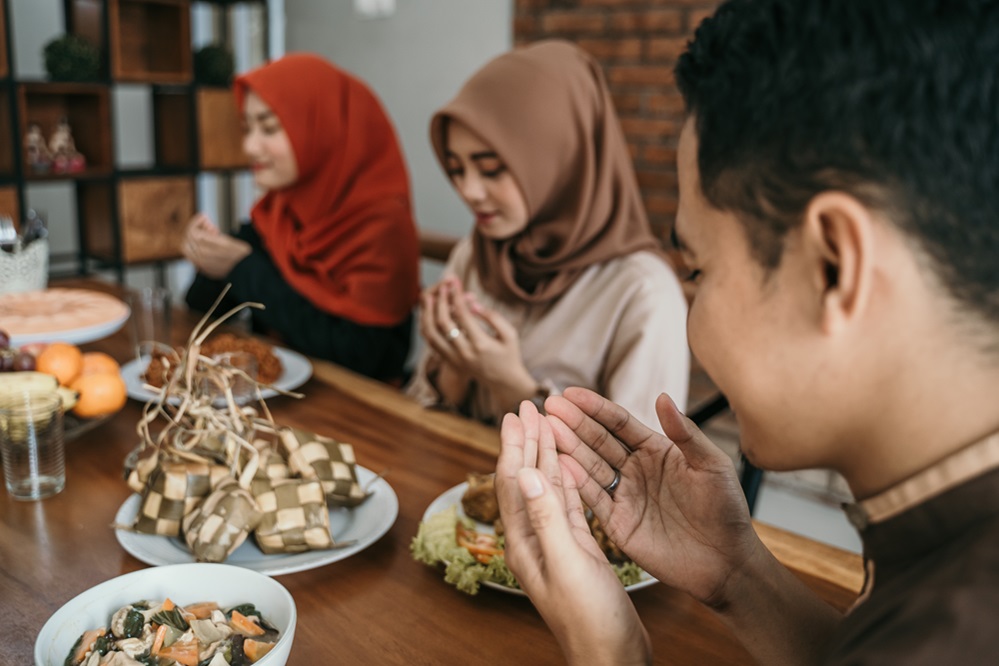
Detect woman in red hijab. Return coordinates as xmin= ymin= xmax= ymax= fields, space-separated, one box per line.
xmin=183 ymin=53 xmax=420 ymax=381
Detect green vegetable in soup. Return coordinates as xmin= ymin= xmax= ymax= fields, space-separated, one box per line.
xmin=93 ymin=632 xmax=114 ymax=656
xmin=132 ymin=650 xmax=158 ymax=666
xmin=64 ymin=635 xmax=82 ymax=666
xmin=122 ymin=608 xmax=145 ymax=638
xmin=150 ymin=607 xmax=189 ymax=632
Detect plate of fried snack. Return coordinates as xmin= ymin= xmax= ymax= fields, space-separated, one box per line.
xmin=411 ymin=472 xmax=657 ymax=595
xmin=114 ymin=303 xmax=396 ymax=576
xmin=120 ymin=332 xmax=312 ymax=406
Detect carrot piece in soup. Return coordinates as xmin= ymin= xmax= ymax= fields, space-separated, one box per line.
xmin=183 ymin=601 xmax=221 ymax=619
xmin=151 ymin=624 xmax=168 ymax=655
xmin=156 ymin=640 xmax=201 ymax=666
xmin=244 ymin=639 xmax=277 ymax=663
xmin=230 ymin=609 xmax=266 ymax=636
xmin=71 ymin=628 xmax=106 ymax=664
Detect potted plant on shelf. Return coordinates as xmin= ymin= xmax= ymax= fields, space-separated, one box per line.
xmin=194 ymin=45 xmax=235 ymax=86
xmin=43 ymin=35 xmax=101 ymax=82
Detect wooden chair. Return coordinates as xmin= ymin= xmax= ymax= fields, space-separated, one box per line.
xmin=418 ymin=229 xmax=459 ymax=263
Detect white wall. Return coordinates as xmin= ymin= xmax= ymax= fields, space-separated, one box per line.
xmin=284 ymin=0 xmax=513 ymax=243
xmin=285 ymin=0 xmax=512 ymax=366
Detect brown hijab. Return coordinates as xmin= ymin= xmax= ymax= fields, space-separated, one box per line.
xmin=430 ymin=40 xmax=662 ymax=303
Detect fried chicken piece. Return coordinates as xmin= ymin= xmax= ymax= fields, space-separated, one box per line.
xmin=461 ymin=472 xmax=500 ymax=524
xmin=587 ymin=512 xmax=628 ymax=564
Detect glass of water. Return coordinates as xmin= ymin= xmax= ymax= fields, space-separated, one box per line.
xmin=0 ymin=392 xmax=65 ymax=501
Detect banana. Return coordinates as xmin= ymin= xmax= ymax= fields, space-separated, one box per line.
xmin=0 ymin=372 xmax=78 ymax=412
xmin=0 ymin=373 xmax=61 ymax=437
xmin=0 ymin=371 xmax=59 ymax=395
xmin=57 ymin=386 xmax=80 ymax=411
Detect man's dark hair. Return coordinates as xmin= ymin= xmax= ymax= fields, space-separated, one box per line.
xmin=676 ymin=0 xmax=999 ymax=325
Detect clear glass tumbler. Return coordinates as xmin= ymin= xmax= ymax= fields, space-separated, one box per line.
xmin=0 ymin=392 xmax=65 ymax=501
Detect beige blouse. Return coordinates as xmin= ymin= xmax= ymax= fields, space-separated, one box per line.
xmin=406 ymin=237 xmax=690 ymax=432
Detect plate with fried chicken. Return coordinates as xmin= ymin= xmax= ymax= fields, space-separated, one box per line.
xmin=120 ymin=334 xmax=312 ymax=405
xmin=412 ymin=472 xmax=657 ymax=595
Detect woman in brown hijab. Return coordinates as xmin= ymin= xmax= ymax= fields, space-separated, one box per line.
xmin=406 ymin=40 xmax=689 ymax=428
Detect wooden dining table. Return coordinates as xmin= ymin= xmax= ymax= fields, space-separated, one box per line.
xmin=2 ymin=280 xmax=864 ymax=664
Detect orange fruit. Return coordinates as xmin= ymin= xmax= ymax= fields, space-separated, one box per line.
xmin=80 ymin=351 xmax=120 ymax=376
xmin=70 ymin=373 xmax=127 ymax=418
xmin=36 ymin=343 xmax=83 ymax=386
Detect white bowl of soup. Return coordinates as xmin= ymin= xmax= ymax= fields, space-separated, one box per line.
xmin=34 ymin=563 xmax=296 ymax=666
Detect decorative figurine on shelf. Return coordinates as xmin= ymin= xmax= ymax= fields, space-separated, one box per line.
xmin=48 ymin=117 xmax=86 ymax=174
xmin=24 ymin=123 xmax=52 ymax=174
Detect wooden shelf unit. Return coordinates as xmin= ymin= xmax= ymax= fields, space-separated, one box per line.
xmin=0 ymin=0 xmax=266 ymax=283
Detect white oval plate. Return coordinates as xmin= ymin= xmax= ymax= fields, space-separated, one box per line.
xmin=3 ymin=290 xmax=130 ymax=347
xmin=120 ymin=345 xmax=313 ymax=404
xmin=115 ymin=466 xmax=397 ymax=576
xmin=423 ymin=482 xmax=658 ymax=595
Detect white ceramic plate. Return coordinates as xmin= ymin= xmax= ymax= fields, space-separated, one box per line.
xmin=120 ymin=345 xmax=313 ymax=404
xmin=34 ymin=563 xmax=296 ymax=666
xmin=115 ymin=466 xmax=398 ymax=576
xmin=3 ymin=292 xmax=129 ymax=347
xmin=423 ymin=482 xmax=658 ymax=595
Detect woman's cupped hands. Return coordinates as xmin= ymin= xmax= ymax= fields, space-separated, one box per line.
xmin=419 ymin=277 xmax=537 ymax=400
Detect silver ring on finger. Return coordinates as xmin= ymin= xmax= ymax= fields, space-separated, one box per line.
xmin=447 ymin=327 xmax=462 ymax=340
xmin=603 ymin=466 xmax=621 ymax=497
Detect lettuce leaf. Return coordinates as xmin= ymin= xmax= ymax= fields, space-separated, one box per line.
xmin=411 ymin=506 xmax=644 ymax=595
xmin=411 ymin=507 xmax=514 ymax=595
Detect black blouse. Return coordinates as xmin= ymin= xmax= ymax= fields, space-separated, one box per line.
xmin=185 ymin=223 xmax=413 ymax=382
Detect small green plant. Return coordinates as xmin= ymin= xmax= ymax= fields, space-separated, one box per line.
xmin=43 ymin=35 xmax=101 ymax=82
xmin=194 ymin=45 xmax=235 ymax=86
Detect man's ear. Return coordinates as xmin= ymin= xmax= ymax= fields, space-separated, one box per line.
xmin=801 ymin=192 xmax=874 ymax=334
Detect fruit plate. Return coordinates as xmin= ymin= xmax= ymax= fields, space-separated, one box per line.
xmin=64 ymin=412 xmax=113 ymax=441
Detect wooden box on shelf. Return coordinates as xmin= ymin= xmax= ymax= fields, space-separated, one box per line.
xmin=153 ymin=87 xmax=193 ymax=169
xmin=0 ymin=187 xmax=19 ymax=225
xmin=80 ymin=176 xmax=193 ymax=263
xmin=153 ymin=87 xmax=247 ymax=170
xmin=197 ymin=87 xmax=246 ymax=169
xmin=17 ymin=83 xmax=112 ymax=178
xmin=68 ymin=0 xmax=104 ymax=59
xmin=109 ymin=0 xmax=192 ymax=83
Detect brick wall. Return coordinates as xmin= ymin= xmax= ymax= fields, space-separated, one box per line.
xmin=514 ymin=0 xmax=720 ymax=241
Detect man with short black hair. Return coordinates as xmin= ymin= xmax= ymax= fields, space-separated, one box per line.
xmin=495 ymin=0 xmax=999 ymax=663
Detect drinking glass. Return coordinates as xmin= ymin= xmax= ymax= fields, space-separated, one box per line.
xmin=204 ymin=351 xmax=259 ymax=404
xmin=126 ymin=287 xmax=172 ymax=359
xmin=0 ymin=392 xmax=65 ymax=501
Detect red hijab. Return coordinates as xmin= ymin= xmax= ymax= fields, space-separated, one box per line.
xmin=234 ymin=53 xmax=419 ymax=326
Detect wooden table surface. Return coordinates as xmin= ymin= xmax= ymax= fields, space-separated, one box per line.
xmin=1 ymin=282 xmax=864 ymax=664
